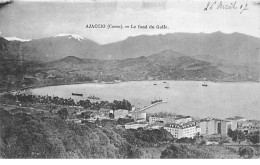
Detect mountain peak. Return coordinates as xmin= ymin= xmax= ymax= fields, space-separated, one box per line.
xmin=4 ymin=37 xmax=31 ymax=42
xmin=54 ymin=33 xmax=84 ymax=41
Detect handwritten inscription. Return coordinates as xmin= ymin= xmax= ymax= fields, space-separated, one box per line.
xmin=204 ymin=0 xmax=249 ymax=14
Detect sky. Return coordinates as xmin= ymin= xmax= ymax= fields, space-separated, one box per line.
xmin=0 ymin=0 xmax=259 ymax=44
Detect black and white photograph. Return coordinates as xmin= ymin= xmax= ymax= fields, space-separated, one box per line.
xmin=0 ymin=0 xmax=259 ymax=159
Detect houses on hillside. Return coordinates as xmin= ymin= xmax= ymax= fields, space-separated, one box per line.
xmin=75 ymin=104 xmax=257 ymax=140
xmin=237 ymin=120 xmax=260 ymax=134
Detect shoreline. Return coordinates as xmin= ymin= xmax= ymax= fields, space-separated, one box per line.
xmin=1 ymin=79 xmax=258 ymax=93
xmin=24 ymin=79 xmax=259 ymax=90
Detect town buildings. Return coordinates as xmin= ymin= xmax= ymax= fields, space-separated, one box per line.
xmin=226 ymin=116 xmax=246 ymax=130
xmin=149 ymin=122 xmax=165 ymax=130
xmin=125 ymin=121 xmax=148 ymax=129
xmin=131 ymin=111 xmax=147 ymax=121
xmin=149 ymin=115 xmax=192 ymax=124
xmin=164 ymin=122 xmax=200 ymax=139
xmin=198 ymin=117 xmax=231 ymax=135
xmin=237 ymin=120 xmax=260 ymax=134
xmin=220 ymin=120 xmax=232 ymax=135
xmin=114 ymin=109 xmax=129 ymax=119
xmin=198 ymin=118 xmax=221 ymax=135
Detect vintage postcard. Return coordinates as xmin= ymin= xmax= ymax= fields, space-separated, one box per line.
xmin=0 ymin=0 xmax=259 ymax=159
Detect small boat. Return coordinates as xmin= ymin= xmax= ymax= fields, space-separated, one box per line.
xmin=87 ymin=95 xmax=100 ymax=100
xmin=72 ymin=93 xmax=83 ymax=96
xmin=163 ymin=82 xmax=166 ymax=83
xmin=165 ymin=82 xmax=170 ymax=89
xmin=202 ymin=82 xmax=208 ymax=87
xmin=151 ymin=98 xmax=163 ymax=104
xmin=153 ymin=83 xmax=157 ymax=85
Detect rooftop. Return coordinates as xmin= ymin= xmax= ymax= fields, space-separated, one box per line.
xmin=164 ymin=121 xmax=196 ymax=129
xmin=226 ymin=116 xmax=246 ymax=121
xmin=199 ymin=117 xmax=222 ymax=122
xmin=125 ymin=121 xmax=148 ymax=125
xmin=150 ymin=122 xmax=166 ymax=127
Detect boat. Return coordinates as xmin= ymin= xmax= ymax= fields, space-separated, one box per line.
xmin=72 ymin=93 xmax=83 ymax=96
xmin=202 ymin=81 xmax=208 ymax=87
xmin=153 ymin=82 xmax=157 ymax=85
xmin=165 ymin=82 xmax=170 ymax=89
xmin=151 ymin=98 xmax=163 ymax=104
xmin=87 ymin=95 xmax=100 ymax=100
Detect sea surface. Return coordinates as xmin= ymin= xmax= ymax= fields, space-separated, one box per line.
xmin=28 ymin=81 xmax=260 ymax=120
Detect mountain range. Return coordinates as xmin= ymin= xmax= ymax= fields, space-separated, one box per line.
xmin=0 ymin=32 xmax=259 ymax=82
xmin=1 ymin=32 xmax=259 ymax=63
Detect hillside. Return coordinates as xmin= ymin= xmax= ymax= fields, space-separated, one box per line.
xmin=0 ymin=32 xmax=259 ymax=88
xmin=38 ymin=50 xmax=257 ymax=82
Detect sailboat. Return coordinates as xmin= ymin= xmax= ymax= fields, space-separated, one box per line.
xmin=165 ymin=82 xmax=170 ymax=89
xmin=202 ymin=81 xmax=208 ymax=87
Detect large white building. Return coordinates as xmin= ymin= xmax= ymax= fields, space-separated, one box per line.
xmin=198 ymin=118 xmax=221 ymax=135
xmin=164 ymin=122 xmax=200 ymax=139
xmin=131 ymin=111 xmax=147 ymax=121
xmin=198 ymin=117 xmax=232 ymax=136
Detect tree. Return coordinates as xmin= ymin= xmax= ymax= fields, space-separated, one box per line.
xmin=57 ymin=108 xmax=68 ymax=120
xmin=238 ymin=146 xmax=254 ymax=158
xmin=247 ymin=131 xmax=260 ymax=144
xmin=160 ymin=144 xmax=212 ymax=159
xmin=227 ymin=129 xmax=245 ymax=143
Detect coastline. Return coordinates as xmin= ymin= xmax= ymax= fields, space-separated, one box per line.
xmin=22 ymin=79 xmax=259 ymax=91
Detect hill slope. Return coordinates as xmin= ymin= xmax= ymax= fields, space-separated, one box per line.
xmin=40 ymin=50 xmax=257 ymax=82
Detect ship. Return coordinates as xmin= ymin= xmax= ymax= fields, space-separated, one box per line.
xmin=87 ymin=95 xmax=100 ymax=100
xmin=72 ymin=93 xmax=83 ymax=96
xmin=202 ymin=81 xmax=208 ymax=87
xmin=151 ymin=98 xmax=163 ymax=104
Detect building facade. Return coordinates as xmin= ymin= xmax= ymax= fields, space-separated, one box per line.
xmin=132 ymin=112 xmax=147 ymax=121
xmin=149 ymin=115 xmax=192 ymax=124
xmin=220 ymin=120 xmax=232 ymax=135
xmin=226 ymin=116 xmax=246 ymax=131
xmin=114 ymin=109 xmax=129 ymax=119
xmin=125 ymin=121 xmax=148 ymax=129
xmin=164 ymin=122 xmax=198 ymax=139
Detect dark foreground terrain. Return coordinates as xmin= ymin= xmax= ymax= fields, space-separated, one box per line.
xmin=0 ymin=103 xmax=258 ymax=159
